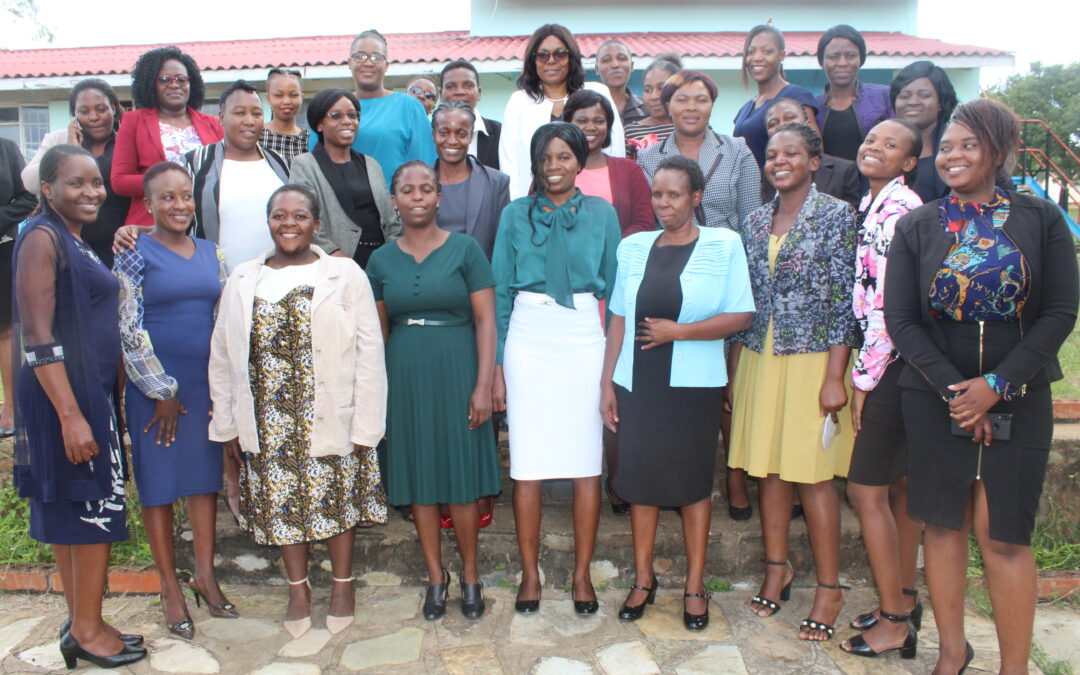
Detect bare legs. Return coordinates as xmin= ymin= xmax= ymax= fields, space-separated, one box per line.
xmin=513 ymin=476 xmax=600 ymax=602
xmin=625 ymin=498 xmax=711 ymax=612
xmin=412 ymin=502 xmax=481 ymax=585
xmin=751 ymin=475 xmax=795 ymax=614
xmin=843 ymin=478 xmax=921 ymax=651
xmin=326 ymin=529 xmax=356 ymax=619
xmin=0 ymin=326 xmax=13 ymax=428
xmin=926 ymin=481 xmax=1035 ymax=675
xmin=56 ymin=543 xmax=124 ymax=657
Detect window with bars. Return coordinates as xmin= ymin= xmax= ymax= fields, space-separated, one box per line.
xmin=0 ymin=106 xmax=50 ymax=159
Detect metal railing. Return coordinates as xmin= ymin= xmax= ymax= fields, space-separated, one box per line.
xmin=1017 ymin=119 xmax=1079 ymax=218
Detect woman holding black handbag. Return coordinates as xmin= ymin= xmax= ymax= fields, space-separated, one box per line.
xmin=884 ymin=98 xmax=1078 ymax=674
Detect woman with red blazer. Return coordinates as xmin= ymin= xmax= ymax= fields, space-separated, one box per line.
xmin=563 ymin=90 xmax=655 ymax=237
xmin=113 ymin=47 xmax=223 ymax=226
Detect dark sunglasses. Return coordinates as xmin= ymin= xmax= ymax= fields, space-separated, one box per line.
xmin=158 ymin=75 xmax=190 ymax=86
xmin=533 ymin=49 xmax=570 ymax=64
xmin=408 ymin=86 xmax=437 ymax=102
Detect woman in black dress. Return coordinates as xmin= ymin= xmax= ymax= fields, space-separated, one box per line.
xmin=13 ymin=145 xmax=147 ymax=669
xmin=600 ymin=155 xmax=754 ymax=630
xmin=885 ymin=99 xmax=1078 ymax=674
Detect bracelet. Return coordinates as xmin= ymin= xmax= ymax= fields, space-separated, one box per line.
xmin=25 ymin=342 xmax=64 ymax=367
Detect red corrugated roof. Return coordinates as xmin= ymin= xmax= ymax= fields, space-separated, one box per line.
xmin=0 ymin=30 xmax=1008 ymax=79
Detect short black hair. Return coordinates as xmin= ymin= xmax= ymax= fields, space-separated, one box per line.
xmin=142 ymin=160 xmax=190 ymax=194
xmin=408 ymin=75 xmax=438 ymax=90
xmin=643 ymin=53 xmax=682 ymax=80
xmin=770 ymin=122 xmax=823 ymax=160
xmin=529 ymin=122 xmax=589 ymax=184
xmin=218 ymin=79 xmax=260 ymax=111
xmin=562 ymin=89 xmax=614 ymax=149
xmin=517 ymin=24 xmax=585 ymax=103
xmin=390 ymin=160 xmax=440 ymax=195
xmin=439 ymin=59 xmax=479 ymax=85
xmin=817 ymin=25 xmax=867 ymax=66
xmin=889 ymin=60 xmax=958 ymax=136
xmin=656 ymin=155 xmax=705 ymax=194
xmin=431 ymin=101 xmax=476 ymax=133
xmin=68 ymin=78 xmax=123 ymax=128
xmin=267 ymin=68 xmax=302 ymax=84
xmin=39 ymin=144 xmax=94 ymax=185
xmin=350 ymin=29 xmax=387 ymax=55
xmin=130 ymin=46 xmax=207 ymax=110
xmin=267 ymin=183 xmax=320 ymax=222
xmin=306 ymin=88 xmax=361 ymax=145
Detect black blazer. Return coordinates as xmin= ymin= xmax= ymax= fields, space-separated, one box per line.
xmin=760 ymin=154 xmax=862 ymax=209
xmin=884 ymin=191 xmax=1079 ymax=398
xmin=476 ymin=117 xmax=502 ymax=170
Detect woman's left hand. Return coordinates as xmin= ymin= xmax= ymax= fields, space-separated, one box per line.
xmin=819 ymin=375 xmax=848 ymax=417
xmin=635 ymin=317 xmax=682 ymax=350
xmin=947 ymin=377 xmax=1001 ymax=427
xmin=468 ymin=385 xmax=493 ymax=429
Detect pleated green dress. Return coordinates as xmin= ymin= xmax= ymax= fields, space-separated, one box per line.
xmin=366 ymin=233 xmax=500 ymax=506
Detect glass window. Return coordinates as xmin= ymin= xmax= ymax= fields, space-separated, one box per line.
xmin=21 ymin=107 xmax=49 ymax=157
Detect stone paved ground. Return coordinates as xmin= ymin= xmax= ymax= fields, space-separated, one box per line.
xmin=0 ymin=579 xmax=1073 ymax=674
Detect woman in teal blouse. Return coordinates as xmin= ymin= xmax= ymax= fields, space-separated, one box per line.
xmin=492 ymin=123 xmax=621 ymax=615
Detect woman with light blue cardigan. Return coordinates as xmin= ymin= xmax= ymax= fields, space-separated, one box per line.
xmin=599 ymin=155 xmax=754 ymax=631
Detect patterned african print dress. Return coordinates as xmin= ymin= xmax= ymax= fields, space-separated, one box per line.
xmin=238 ymin=263 xmax=386 ymax=545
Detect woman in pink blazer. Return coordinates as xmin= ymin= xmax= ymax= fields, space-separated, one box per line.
xmin=112 ymin=47 xmax=223 ymax=226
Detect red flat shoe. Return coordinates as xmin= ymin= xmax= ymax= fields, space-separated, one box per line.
xmin=440 ymin=511 xmax=453 ymax=529
xmin=479 ymin=496 xmax=495 ymax=528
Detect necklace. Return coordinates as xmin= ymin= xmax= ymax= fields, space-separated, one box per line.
xmin=544 ymin=95 xmax=568 ymax=103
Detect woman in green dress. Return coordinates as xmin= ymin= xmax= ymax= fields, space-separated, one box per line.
xmin=366 ymin=161 xmax=499 ymax=621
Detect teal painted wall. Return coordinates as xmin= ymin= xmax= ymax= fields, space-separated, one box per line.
xmin=471 ymin=0 xmax=918 ymax=37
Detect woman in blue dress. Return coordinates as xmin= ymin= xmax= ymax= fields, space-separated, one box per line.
xmin=114 ymin=161 xmax=235 ymax=640
xmin=13 ymin=144 xmax=147 ymax=669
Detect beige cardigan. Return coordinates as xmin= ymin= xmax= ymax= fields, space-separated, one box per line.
xmin=208 ymin=245 xmax=386 ymax=456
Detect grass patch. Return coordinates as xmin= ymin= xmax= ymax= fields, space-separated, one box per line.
xmin=1052 ymin=323 xmax=1080 ymax=400
xmin=705 ymin=578 xmax=734 ymax=594
xmin=967 ymin=497 xmax=1080 ymax=578
xmin=1032 ymin=645 xmax=1074 ymax=675
xmin=0 ymin=482 xmax=155 ymax=567
xmin=966 ymin=583 xmax=994 ymax=618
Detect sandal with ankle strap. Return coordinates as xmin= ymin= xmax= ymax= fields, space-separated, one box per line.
xmin=799 ymin=582 xmax=850 ymax=641
xmin=841 ymin=608 xmax=918 ymax=658
xmin=749 ymin=560 xmax=793 ymax=617
xmin=283 ymin=576 xmax=312 ymax=639
xmin=326 ymin=575 xmax=356 ymax=634
xmin=851 ymin=587 xmax=923 ymax=632
xmin=618 ymin=575 xmax=658 ymax=622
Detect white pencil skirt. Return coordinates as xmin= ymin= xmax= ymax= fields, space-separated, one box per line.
xmin=504 ymin=291 xmax=604 ymax=480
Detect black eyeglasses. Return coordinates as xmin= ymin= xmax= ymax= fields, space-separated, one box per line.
xmin=408 ymin=86 xmax=437 ymax=102
xmin=326 ymin=110 xmax=359 ymax=121
xmin=350 ymin=52 xmax=387 ymax=64
xmin=158 ymin=75 xmax=190 ymax=86
xmin=533 ymin=49 xmax=570 ymax=64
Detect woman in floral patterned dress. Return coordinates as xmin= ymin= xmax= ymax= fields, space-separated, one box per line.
xmin=209 ymin=183 xmax=387 ymax=639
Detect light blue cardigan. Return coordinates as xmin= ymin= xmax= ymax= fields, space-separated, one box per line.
xmin=610 ymin=227 xmax=755 ymax=392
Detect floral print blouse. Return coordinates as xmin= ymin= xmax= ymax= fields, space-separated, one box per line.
xmin=159 ymin=121 xmax=204 ymax=165
xmin=851 ymin=177 xmax=923 ymax=391
xmin=734 ymin=184 xmax=859 ymax=355
xmin=930 ymin=188 xmax=1030 ymax=400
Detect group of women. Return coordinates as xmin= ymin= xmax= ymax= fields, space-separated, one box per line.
xmin=7 ymin=20 xmax=1076 ymax=675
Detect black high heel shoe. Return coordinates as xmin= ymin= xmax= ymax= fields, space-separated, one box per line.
xmin=798 ymin=582 xmax=850 ymax=641
xmin=188 ymin=579 xmax=240 ymax=619
xmin=59 ymin=632 xmax=147 ymax=670
xmin=422 ymin=568 xmax=450 ymax=620
xmin=571 ymin=583 xmax=599 ymax=614
xmin=514 ymin=582 xmax=542 ymax=613
xmin=749 ymin=560 xmax=793 ymax=617
xmin=618 ymin=575 xmax=658 ymax=621
xmin=683 ymin=591 xmax=712 ymax=631
xmin=58 ymin=619 xmax=143 ymax=647
xmin=728 ymin=503 xmax=752 ymax=521
xmin=460 ymin=574 xmax=485 ymax=619
xmin=605 ymin=480 xmax=630 ymax=515
xmin=958 ymin=642 xmax=974 ymax=674
xmin=841 ymin=609 xmax=917 ymax=658
xmin=851 ymin=588 xmax=923 ymax=632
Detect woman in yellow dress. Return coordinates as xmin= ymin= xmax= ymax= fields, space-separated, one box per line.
xmin=727 ymin=123 xmax=858 ymax=641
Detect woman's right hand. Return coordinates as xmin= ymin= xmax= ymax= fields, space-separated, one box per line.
xmin=492 ymin=366 xmax=506 ymax=413
xmin=67 ymin=118 xmax=83 ymax=146
xmin=222 ymin=438 xmax=243 ymax=465
xmin=112 ymin=225 xmax=143 ymax=255
xmin=599 ymin=382 xmax=619 ymax=433
xmin=850 ymin=388 xmax=868 ymax=434
xmin=145 ymin=396 xmax=186 ymax=447
xmin=61 ymin=414 xmax=99 ymax=465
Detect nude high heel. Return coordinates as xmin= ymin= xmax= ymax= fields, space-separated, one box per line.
xmin=283 ymin=577 xmax=312 ymax=639
xmin=326 ymin=576 xmax=356 ymax=635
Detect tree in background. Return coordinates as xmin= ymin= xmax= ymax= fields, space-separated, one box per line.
xmin=987 ymin=61 xmax=1080 ymax=182
xmin=2 ymin=0 xmax=53 ymax=45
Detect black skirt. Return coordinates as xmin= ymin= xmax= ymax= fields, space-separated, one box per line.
xmin=848 ymin=359 xmax=907 ymax=486
xmin=901 ymin=320 xmax=1052 ymax=545
xmin=612 ymin=238 xmax=723 ymax=507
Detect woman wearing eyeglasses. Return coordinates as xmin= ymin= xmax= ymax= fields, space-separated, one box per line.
xmin=406 ymin=77 xmax=439 ymax=116
xmin=112 ymin=46 xmax=223 ymax=227
xmin=306 ymin=30 xmax=436 ymax=184
xmin=290 ymin=88 xmax=399 ymax=270
xmin=499 ymin=24 xmax=626 ymax=199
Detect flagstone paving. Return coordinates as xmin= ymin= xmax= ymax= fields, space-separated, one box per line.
xmin=0 ymin=580 xmax=1069 ymax=673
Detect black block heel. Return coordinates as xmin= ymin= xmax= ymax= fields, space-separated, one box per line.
xmin=618 ymin=575 xmax=658 ymax=621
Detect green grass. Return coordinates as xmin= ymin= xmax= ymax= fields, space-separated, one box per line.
xmin=969 ymin=497 xmax=1080 ymax=578
xmin=1052 ymin=324 xmax=1080 ymax=400
xmin=1032 ymin=645 xmax=1074 ymax=675
xmin=705 ymin=578 xmax=734 ymax=594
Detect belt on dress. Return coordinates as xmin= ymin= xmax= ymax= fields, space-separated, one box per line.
xmin=393 ymin=317 xmax=472 ymax=327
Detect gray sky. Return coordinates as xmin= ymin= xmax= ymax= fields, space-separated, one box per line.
xmin=2 ymin=0 xmax=1075 ymax=87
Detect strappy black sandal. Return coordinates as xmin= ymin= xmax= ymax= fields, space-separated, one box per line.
xmin=851 ymin=587 xmax=923 ymax=632
xmin=799 ymin=582 xmax=850 ymax=641
xmin=841 ymin=609 xmax=917 ymax=658
xmin=749 ymin=560 xmax=793 ymax=617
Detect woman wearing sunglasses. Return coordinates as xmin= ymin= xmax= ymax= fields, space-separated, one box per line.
xmin=112 ymin=47 xmax=223 ymax=227
xmin=499 ymin=24 xmax=625 ymax=199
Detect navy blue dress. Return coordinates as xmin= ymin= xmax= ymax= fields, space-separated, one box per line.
xmin=119 ymin=236 xmax=223 ymax=506
xmin=28 ymin=236 xmax=128 ymax=545
xmin=733 ymin=83 xmax=819 ymax=168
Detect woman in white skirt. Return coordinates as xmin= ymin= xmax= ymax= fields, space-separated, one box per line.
xmin=492 ymin=123 xmax=622 ymax=614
